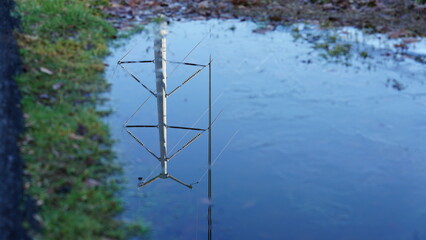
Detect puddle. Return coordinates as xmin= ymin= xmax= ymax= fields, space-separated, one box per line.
xmin=105 ymin=20 xmax=426 ymax=240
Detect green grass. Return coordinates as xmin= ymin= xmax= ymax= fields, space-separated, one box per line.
xmin=326 ymin=43 xmax=351 ymax=57
xmin=15 ymin=0 xmax=147 ymax=239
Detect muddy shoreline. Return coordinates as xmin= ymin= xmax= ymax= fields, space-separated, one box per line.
xmin=105 ymin=0 xmax=426 ymax=37
xmin=0 ymin=0 xmax=26 ymax=239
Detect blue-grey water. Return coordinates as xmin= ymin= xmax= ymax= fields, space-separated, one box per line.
xmin=105 ymin=20 xmax=426 ymax=240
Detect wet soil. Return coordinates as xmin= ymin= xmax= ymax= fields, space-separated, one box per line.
xmin=104 ymin=0 xmax=426 ymax=37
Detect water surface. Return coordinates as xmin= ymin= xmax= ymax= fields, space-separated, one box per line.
xmin=105 ymin=20 xmax=426 ymax=240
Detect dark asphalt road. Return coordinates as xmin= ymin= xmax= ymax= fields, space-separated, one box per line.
xmin=0 ymin=0 xmax=27 ymax=239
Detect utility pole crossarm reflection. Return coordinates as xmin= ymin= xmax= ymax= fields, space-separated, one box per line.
xmin=119 ymin=19 xmax=213 ymax=190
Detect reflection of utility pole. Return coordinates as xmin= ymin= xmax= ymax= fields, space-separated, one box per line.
xmin=154 ymin=21 xmax=168 ymax=177
xmin=118 ymin=17 xmax=221 ymax=239
xmin=136 ymin=20 xmax=194 ymax=189
xmin=119 ymin=19 xmax=214 ymax=189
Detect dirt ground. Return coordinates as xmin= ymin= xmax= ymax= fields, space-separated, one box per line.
xmin=103 ymin=0 xmax=426 ymax=37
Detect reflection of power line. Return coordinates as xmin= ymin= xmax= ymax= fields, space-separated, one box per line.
xmin=118 ymin=20 xmax=215 ymax=189
xmin=208 ymin=54 xmax=212 ymax=240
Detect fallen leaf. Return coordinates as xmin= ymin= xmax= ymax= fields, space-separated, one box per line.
xmin=36 ymin=199 xmax=44 ymax=206
xmin=403 ymin=38 xmax=420 ymax=44
xmin=33 ymin=214 xmax=44 ymax=224
xmin=198 ymin=1 xmax=210 ymax=9
xmin=322 ymin=3 xmax=334 ymax=10
xmin=40 ymin=67 xmax=53 ymax=75
xmin=68 ymin=133 xmax=84 ymax=140
xmin=21 ymin=34 xmax=38 ymax=41
xmin=38 ymin=94 xmax=50 ymax=99
xmin=252 ymin=25 xmax=274 ymax=34
xmin=387 ymin=30 xmax=409 ymax=39
xmin=393 ymin=43 xmax=408 ymax=49
xmin=52 ymin=82 xmax=63 ymax=90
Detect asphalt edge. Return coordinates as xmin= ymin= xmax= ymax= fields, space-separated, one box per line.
xmin=0 ymin=0 xmax=27 ymax=239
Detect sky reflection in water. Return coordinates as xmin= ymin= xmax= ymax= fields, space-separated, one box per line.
xmin=105 ymin=20 xmax=426 ymax=240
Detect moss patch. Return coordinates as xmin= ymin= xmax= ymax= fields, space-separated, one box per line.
xmin=15 ymin=0 xmax=146 ymax=238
